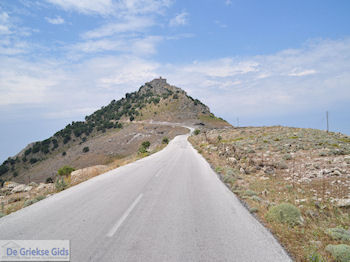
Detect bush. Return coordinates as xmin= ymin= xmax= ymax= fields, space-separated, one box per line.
xmin=162 ymin=137 xmax=169 ymax=144
xmin=325 ymin=244 xmax=350 ymax=262
xmin=46 ymin=177 xmax=54 ymax=183
xmin=326 ymin=227 xmax=350 ymax=241
xmin=62 ymin=151 xmax=66 ymax=156
xmin=55 ymin=177 xmax=68 ymax=192
xmin=58 ymin=166 xmax=75 ymax=177
xmin=194 ymin=129 xmax=200 ymax=135
xmin=0 ymin=211 xmax=5 ymax=218
xmin=13 ymin=172 xmax=18 ymax=177
xmin=139 ymin=141 xmax=151 ymax=153
xmin=142 ymin=141 xmax=150 ymax=149
xmin=29 ymin=158 xmax=38 ymax=164
xmin=23 ymin=199 xmax=37 ymax=207
xmin=0 ymin=165 xmax=9 ymax=176
xmin=266 ymin=203 xmax=303 ymax=226
xmin=83 ymin=147 xmax=89 ymax=153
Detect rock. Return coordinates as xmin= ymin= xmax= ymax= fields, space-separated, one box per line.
xmin=295 ymin=198 xmax=307 ymax=204
xmin=35 ymin=183 xmax=54 ymax=192
xmin=326 ymin=227 xmax=350 ymax=241
xmin=3 ymin=181 xmax=19 ymax=190
xmin=228 ymin=157 xmax=238 ymax=164
xmin=12 ymin=184 xmax=32 ymax=193
xmin=239 ymin=167 xmax=246 ymax=174
xmin=306 ymin=209 xmax=319 ymax=219
xmin=335 ymin=199 xmax=350 ymax=208
xmin=264 ymin=167 xmax=275 ymax=175
xmin=71 ymin=165 xmax=108 ymax=185
xmin=325 ymin=244 xmax=350 ymax=262
xmin=28 ymin=182 xmax=38 ymax=187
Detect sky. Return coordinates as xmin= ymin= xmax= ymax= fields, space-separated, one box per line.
xmin=0 ymin=0 xmax=350 ymax=162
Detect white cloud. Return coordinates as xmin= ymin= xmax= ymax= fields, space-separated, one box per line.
xmin=45 ymin=0 xmax=172 ymax=16
xmin=160 ymin=38 xmax=350 ymax=118
xmin=169 ymin=11 xmax=188 ymax=27
xmin=45 ymin=0 xmax=115 ymax=15
xmin=0 ymin=11 xmax=11 ymax=35
xmin=288 ymin=69 xmax=316 ymax=77
xmin=82 ymin=16 xmax=154 ymax=39
xmin=45 ymin=16 xmax=65 ymax=24
xmin=71 ymin=35 xmax=162 ymax=55
xmin=225 ymin=0 xmax=232 ymax=5
xmin=1 ymin=38 xmax=349 ymax=125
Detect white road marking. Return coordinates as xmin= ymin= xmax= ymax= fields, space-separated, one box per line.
xmin=107 ymin=194 xmax=143 ymax=237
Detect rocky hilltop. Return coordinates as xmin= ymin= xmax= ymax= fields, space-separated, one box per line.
xmin=0 ymin=78 xmax=229 ymax=184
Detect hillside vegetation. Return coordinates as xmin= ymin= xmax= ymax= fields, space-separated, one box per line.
xmin=0 ymin=78 xmax=228 ymax=185
xmin=190 ymin=126 xmax=350 ymax=261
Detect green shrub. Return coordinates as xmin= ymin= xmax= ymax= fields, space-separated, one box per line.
xmin=244 ymin=190 xmax=257 ymax=196
xmin=139 ymin=141 xmax=150 ymax=154
xmin=162 ymin=137 xmax=169 ymax=144
xmin=23 ymin=199 xmax=37 ymax=207
xmin=142 ymin=141 xmax=150 ymax=149
xmin=0 ymin=211 xmax=5 ymax=218
xmin=35 ymin=195 xmax=46 ymax=201
xmin=83 ymin=146 xmax=89 ymax=153
xmin=62 ymin=151 xmax=66 ymax=156
xmin=58 ymin=166 xmax=75 ymax=177
xmin=55 ymin=177 xmax=68 ymax=192
xmin=0 ymin=165 xmax=9 ymax=175
xmin=325 ymin=244 xmax=350 ymax=262
xmin=194 ymin=129 xmax=200 ymax=135
xmin=46 ymin=177 xmax=54 ymax=183
xmin=326 ymin=227 xmax=350 ymax=241
xmin=29 ymin=158 xmax=38 ymax=164
xmin=266 ymin=203 xmax=303 ymax=226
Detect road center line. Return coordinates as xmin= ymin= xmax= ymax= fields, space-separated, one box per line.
xmin=106 ymin=194 xmax=143 ymax=237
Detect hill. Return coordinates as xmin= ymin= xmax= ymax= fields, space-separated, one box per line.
xmin=189 ymin=126 xmax=350 ymax=261
xmin=0 ymin=78 xmax=230 ymax=184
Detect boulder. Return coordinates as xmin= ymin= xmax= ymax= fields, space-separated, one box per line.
xmin=335 ymin=199 xmax=350 ymax=208
xmin=71 ymin=165 xmax=108 ymax=185
xmin=12 ymin=184 xmax=32 ymax=193
xmin=3 ymin=181 xmax=19 ymax=190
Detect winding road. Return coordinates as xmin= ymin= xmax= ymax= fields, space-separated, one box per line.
xmin=0 ymin=131 xmax=291 ymax=261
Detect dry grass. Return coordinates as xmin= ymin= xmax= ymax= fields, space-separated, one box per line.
xmin=189 ymin=126 xmax=350 ymax=261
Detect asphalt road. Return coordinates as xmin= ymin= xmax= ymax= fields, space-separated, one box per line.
xmin=0 ymin=132 xmax=291 ymax=261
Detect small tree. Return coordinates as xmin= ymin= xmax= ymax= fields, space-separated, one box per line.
xmin=162 ymin=137 xmax=169 ymax=144
xmin=139 ymin=141 xmax=151 ymax=154
xmin=142 ymin=141 xmax=150 ymax=149
xmin=58 ymin=166 xmax=75 ymax=177
xmin=194 ymin=129 xmax=200 ymax=135
xmin=83 ymin=146 xmax=89 ymax=153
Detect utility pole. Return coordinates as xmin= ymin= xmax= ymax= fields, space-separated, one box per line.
xmin=326 ymin=111 xmax=329 ymax=133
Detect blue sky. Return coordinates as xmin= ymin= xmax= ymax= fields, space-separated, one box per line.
xmin=1 ymin=0 xmax=350 ymax=162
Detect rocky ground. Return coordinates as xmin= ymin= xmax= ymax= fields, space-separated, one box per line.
xmin=189 ymin=126 xmax=350 ymax=262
